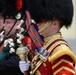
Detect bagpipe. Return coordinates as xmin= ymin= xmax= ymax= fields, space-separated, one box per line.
xmin=0 ymin=14 xmax=29 ymax=62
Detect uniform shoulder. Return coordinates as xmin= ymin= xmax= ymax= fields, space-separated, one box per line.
xmin=48 ymin=44 xmax=76 ymax=63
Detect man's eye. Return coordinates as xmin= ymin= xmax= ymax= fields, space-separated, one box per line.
xmin=6 ymin=21 xmax=10 ymax=24
xmin=5 ymin=21 xmax=11 ymax=24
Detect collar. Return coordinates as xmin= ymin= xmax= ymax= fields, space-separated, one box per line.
xmin=44 ymin=32 xmax=62 ymax=44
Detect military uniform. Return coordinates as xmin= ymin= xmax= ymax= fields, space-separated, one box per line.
xmin=30 ymin=32 xmax=76 ymax=75
xmin=18 ymin=0 xmax=76 ymax=74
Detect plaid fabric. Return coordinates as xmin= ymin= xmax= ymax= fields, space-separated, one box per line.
xmin=28 ymin=24 xmax=43 ymax=49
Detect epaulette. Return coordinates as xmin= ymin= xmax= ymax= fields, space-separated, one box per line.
xmin=48 ymin=43 xmax=76 ymax=63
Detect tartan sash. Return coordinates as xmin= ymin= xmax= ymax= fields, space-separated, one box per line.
xmin=28 ymin=24 xmax=43 ymax=49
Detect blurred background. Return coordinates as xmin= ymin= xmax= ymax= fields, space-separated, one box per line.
xmin=60 ymin=0 xmax=76 ymax=55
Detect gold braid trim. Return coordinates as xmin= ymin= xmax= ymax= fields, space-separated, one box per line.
xmin=48 ymin=47 xmax=76 ymax=63
xmin=52 ymin=59 xmax=73 ymax=69
xmin=30 ymin=60 xmax=43 ymax=75
xmin=53 ymin=66 xmax=76 ymax=75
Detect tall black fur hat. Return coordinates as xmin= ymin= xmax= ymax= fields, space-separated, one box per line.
xmin=27 ymin=0 xmax=73 ymax=28
xmin=3 ymin=0 xmax=18 ymax=19
xmin=0 ymin=0 xmax=5 ymax=15
xmin=3 ymin=0 xmax=26 ymax=19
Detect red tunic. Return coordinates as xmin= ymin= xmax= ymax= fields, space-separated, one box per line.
xmin=23 ymin=34 xmax=76 ymax=75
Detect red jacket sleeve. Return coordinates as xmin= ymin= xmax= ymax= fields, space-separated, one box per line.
xmin=52 ymin=55 xmax=75 ymax=75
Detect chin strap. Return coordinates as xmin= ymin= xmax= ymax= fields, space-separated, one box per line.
xmin=38 ymin=21 xmax=52 ymax=33
xmin=6 ymin=19 xmax=17 ymax=36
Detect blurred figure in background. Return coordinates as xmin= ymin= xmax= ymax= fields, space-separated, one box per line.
xmin=0 ymin=0 xmax=4 ymax=32
xmin=0 ymin=0 xmax=26 ymax=75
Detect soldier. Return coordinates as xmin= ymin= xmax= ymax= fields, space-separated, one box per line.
xmin=19 ymin=0 xmax=76 ymax=75
xmin=0 ymin=0 xmax=27 ymax=75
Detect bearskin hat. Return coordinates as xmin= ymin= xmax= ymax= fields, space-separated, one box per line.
xmin=0 ymin=0 xmax=5 ymax=15
xmin=3 ymin=0 xmax=26 ymax=19
xmin=27 ymin=0 xmax=73 ymax=28
xmin=3 ymin=0 xmax=18 ymax=19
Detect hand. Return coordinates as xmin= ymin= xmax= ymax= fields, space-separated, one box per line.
xmin=19 ymin=60 xmax=30 ymax=73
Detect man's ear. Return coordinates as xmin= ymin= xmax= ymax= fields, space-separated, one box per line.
xmin=25 ymin=11 xmax=31 ymax=30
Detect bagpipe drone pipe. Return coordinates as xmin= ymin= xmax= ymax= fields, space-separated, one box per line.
xmin=0 ymin=15 xmax=29 ymax=61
